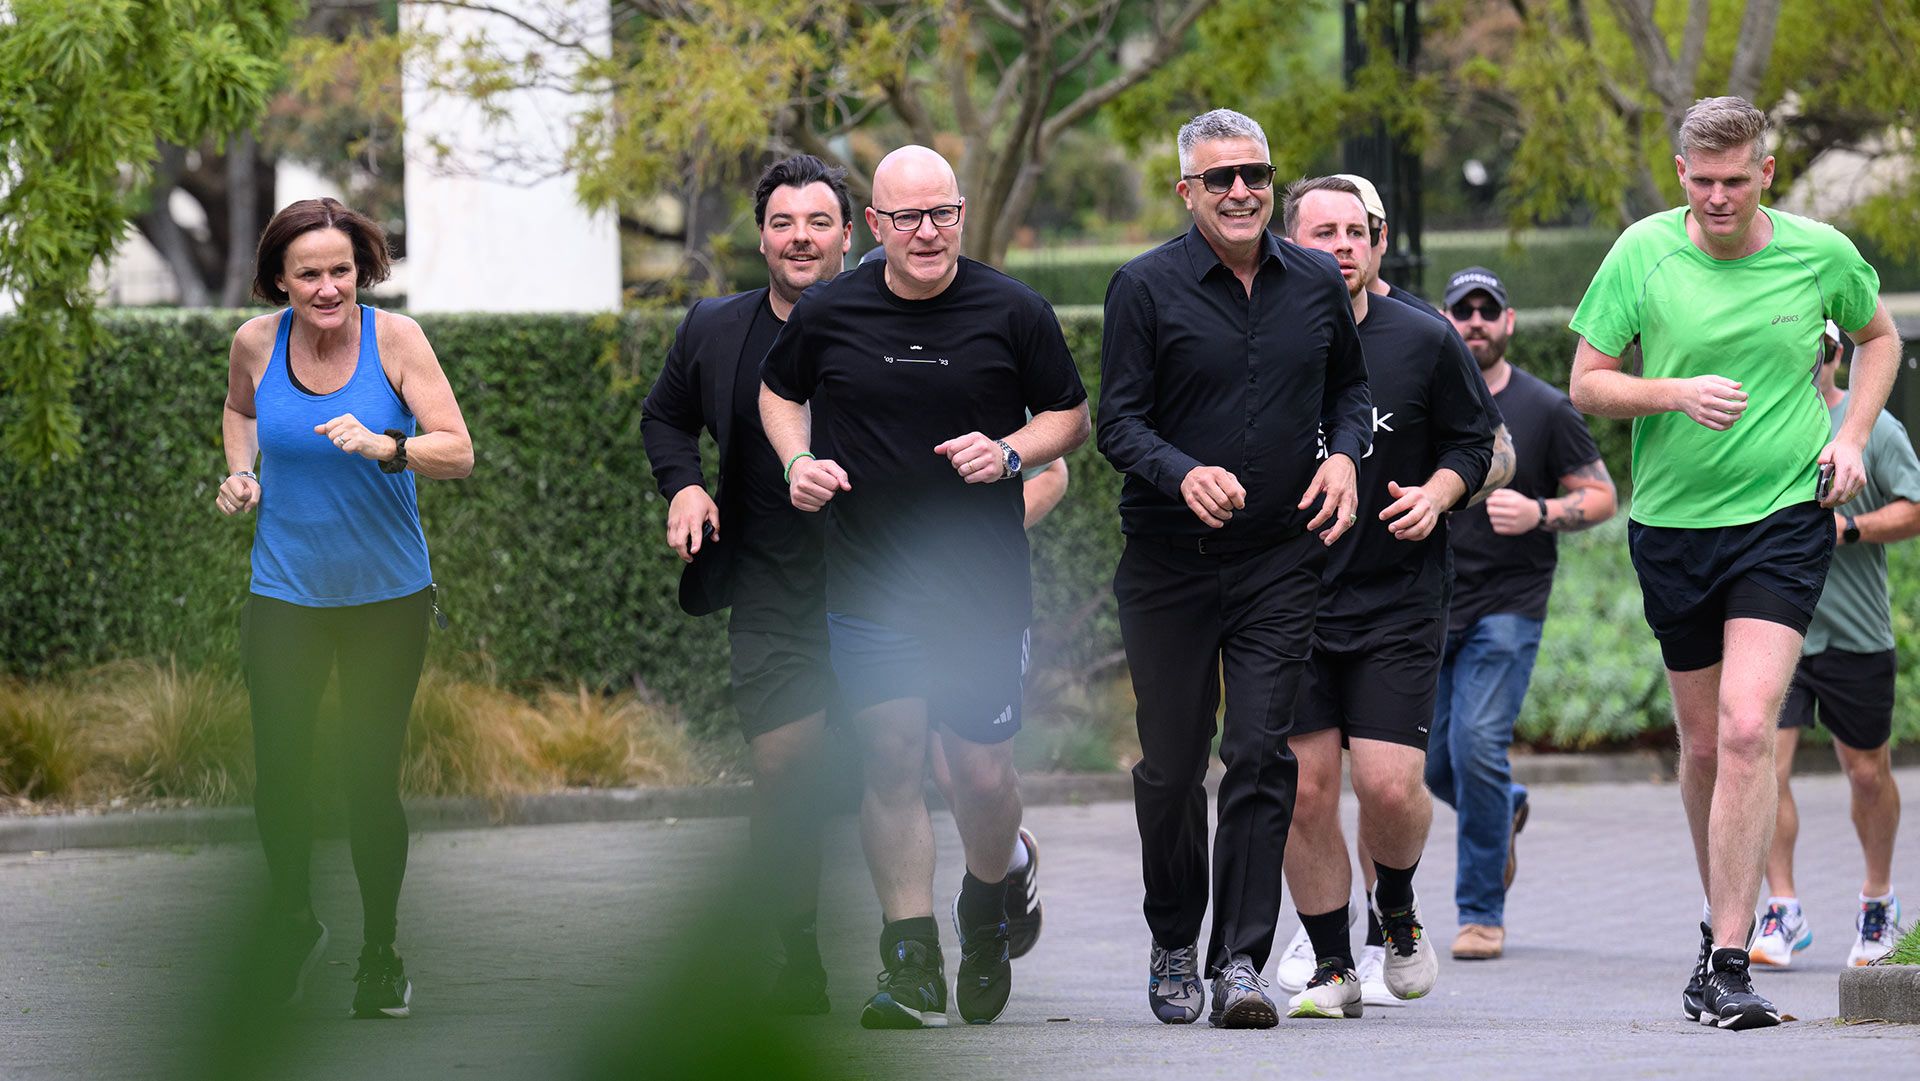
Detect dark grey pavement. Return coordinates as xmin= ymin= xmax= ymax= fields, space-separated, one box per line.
xmin=3 ymin=769 xmax=1916 ymax=1079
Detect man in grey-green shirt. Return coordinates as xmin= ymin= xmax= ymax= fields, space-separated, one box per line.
xmin=1750 ymin=320 xmax=1920 ymax=972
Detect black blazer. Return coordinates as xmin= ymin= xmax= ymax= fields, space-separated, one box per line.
xmin=640 ymin=289 xmax=771 ymax=617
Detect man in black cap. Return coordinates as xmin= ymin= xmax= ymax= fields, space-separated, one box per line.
xmin=1426 ymin=265 xmax=1616 ymax=962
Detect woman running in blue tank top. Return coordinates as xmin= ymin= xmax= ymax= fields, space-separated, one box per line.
xmin=215 ymin=197 xmax=473 ymax=1020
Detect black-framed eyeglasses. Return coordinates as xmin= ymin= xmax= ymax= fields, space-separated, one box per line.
xmin=1181 ymin=163 xmax=1276 ymax=194
xmin=872 ymin=202 xmax=963 ymax=232
xmin=1449 ymin=299 xmax=1505 ymax=322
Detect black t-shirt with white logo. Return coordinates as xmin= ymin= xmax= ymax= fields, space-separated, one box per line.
xmin=761 ymin=258 xmax=1087 ymax=633
xmin=1448 ymin=366 xmax=1602 ymax=634
xmin=1319 ymin=292 xmax=1498 ymax=627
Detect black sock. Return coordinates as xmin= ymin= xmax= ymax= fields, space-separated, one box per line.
xmin=957 ymin=871 xmax=1009 ymax=931
xmin=1373 ymin=860 xmax=1419 ymax=914
xmin=780 ymin=909 xmax=823 ymax=973
xmin=881 ymin=916 xmax=940 ymax=966
xmin=1301 ymin=905 xmax=1354 ymax=968
xmin=1364 ymin=892 xmax=1385 ymax=948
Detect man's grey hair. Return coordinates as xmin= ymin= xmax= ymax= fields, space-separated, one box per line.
xmin=1678 ymin=96 xmax=1769 ymax=164
xmin=1177 ymin=109 xmax=1269 ymax=176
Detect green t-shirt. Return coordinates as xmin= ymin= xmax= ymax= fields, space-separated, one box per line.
xmin=1569 ymin=206 xmax=1881 ymax=527
xmin=1805 ymin=394 xmax=1920 ymax=655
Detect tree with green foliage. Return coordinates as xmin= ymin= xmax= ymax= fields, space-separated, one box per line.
xmin=0 ymin=0 xmax=300 ymax=473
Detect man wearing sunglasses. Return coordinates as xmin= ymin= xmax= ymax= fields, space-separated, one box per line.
xmin=1426 ymin=267 xmax=1615 ymax=965
xmin=1099 ymin=109 xmax=1370 ymax=1029
xmin=760 ymin=144 xmax=1090 ymax=1030
xmin=1275 ymin=176 xmax=1498 ymax=1020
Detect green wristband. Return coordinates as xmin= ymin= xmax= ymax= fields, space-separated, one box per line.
xmin=784 ymin=452 xmax=815 ymax=484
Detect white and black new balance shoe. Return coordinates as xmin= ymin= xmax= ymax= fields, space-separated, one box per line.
xmin=1696 ymin=949 xmax=1782 ymax=1030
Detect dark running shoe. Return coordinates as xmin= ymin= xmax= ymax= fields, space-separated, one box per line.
xmin=1696 ymin=949 xmax=1781 ymax=1030
xmin=1147 ymin=943 xmax=1204 ymax=1024
xmin=860 ymin=938 xmax=948 ymax=1029
xmin=264 ymin=917 xmax=328 ymax=1007
xmin=1504 ymin=798 xmax=1530 ymax=890
xmin=1682 ymin=921 xmax=1713 ymax=1021
xmin=1006 ymin=827 xmax=1044 ymax=959
xmin=349 ymin=944 xmax=412 ymax=1019
xmin=1208 ymin=955 xmax=1278 ymax=1029
xmin=951 ymin=894 xmax=1012 ymax=1024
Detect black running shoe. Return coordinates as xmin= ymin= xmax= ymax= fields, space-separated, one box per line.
xmin=951 ymin=894 xmax=1012 ymax=1024
xmin=1207 ymin=955 xmax=1278 ymax=1029
xmin=1006 ymin=827 xmax=1043 ymax=959
xmin=1696 ymin=949 xmax=1781 ymax=1030
xmin=860 ymin=939 xmax=948 ymax=1029
xmin=350 ymin=943 xmax=412 ymax=1019
xmin=265 ymin=917 xmax=328 ymax=1007
xmin=1681 ymin=921 xmax=1713 ymax=1021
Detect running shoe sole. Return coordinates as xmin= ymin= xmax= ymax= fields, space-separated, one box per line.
xmin=1698 ymin=1004 xmax=1781 ymax=1031
xmin=1748 ymin=927 xmax=1812 ymax=967
xmin=1211 ymin=998 xmax=1279 ymax=1029
xmin=349 ymin=978 xmax=412 ymax=1020
xmin=860 ymin=994 xmax=949 ymax=1029
xmin=1287 ymin=996 xmax=1362 ymax=1019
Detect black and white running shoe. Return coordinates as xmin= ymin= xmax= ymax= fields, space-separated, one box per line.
xmin=349 ymin=943 xmax=412 ymax=1019
xmin=861 ymin=938 xmax=948 ymax=1029
xmin=1682 ymin=921 xmax=1713 ymax=1022
xmin=1006 ymin=827 xmax=1043 ymax=959
xmin=1696 ymin=949 xmax=1782 ymax=1030
xmin=951 ymin=895 xmax=1012 ymax=1024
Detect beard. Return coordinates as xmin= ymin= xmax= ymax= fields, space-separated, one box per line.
xmin=1464 ymin=335 xmax=1506 ymax=370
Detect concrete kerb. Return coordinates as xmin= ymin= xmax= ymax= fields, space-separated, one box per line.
xmin=1839 ymin=964 xmax=1920 ymax=1024
xmin=0 ymin=753 xmax=1670 ymax=855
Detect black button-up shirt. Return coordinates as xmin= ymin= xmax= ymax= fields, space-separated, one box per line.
xmin=1097 ymin=226 xmax=1372 ymax=540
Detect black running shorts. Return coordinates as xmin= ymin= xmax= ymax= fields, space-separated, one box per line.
xmin=1292 ymin=615 xmax=1444 ymax=750
xmin=1627 ymin=501 xmax=1834 ymax=672
xmin=729 ymin=626 xmax=836 ymax=741
xmin=1780 ymin=648 xmax=1897 ymax=751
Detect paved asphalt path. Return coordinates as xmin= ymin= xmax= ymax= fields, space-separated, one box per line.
xmin=3 ymin=769 xmax=1917 ymax=1080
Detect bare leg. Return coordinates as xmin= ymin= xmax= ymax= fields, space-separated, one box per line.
xmin=1282 ymin=729 xmax=1350 ymax=915
xmin=1764 ymin=727 xmax=1801 ymax=899
xmin=1668 ymin=662 xmax=1724 ymax=897
xmin=1704 ymin=619 xmax=1802 ymax=948
xmin=941 ymin=731 xmax=1022 ymax=885
xmin=858 ymin=698 xmax=936 ymax=921
xmin=1835 ymin=741 xmax=1900 ymax=897
xmin=1350 ymin=739 xmax=1433 ymax=871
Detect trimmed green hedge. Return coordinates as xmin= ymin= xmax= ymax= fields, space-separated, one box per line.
xmin=4 ymin=310 xmax=1913 ymax=750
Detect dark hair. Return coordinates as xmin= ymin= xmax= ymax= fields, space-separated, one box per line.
xmin=1280 ymin=175 xmax=1378 ymax=245
xmin=753 ymin=154 xmax=853 ymax=229
xmin=252 ymin=197 xmax=392 ymax=304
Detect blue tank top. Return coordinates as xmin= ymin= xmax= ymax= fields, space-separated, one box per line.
xmin=250 ymin=305 xmax=432 ymax=607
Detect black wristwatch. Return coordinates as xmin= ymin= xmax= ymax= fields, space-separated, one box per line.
xmin=381 ymin=429 xmax=409 ymax=474
xmin=1842 ymin=512 xmax=1860 ymax=545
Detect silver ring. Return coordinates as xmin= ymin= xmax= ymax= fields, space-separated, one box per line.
xmin=1348 ymin=513 xmax=1359 ymax=523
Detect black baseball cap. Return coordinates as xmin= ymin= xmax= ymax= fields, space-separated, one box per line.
xmin=1443 ymin=266 xmax=1508 ymax=308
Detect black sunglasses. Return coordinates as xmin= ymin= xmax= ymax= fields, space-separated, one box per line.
xmin=1449 ymin=299 xmax=1505 ymax=322
xmin=1181 ymin=163 xmax=1276 ymax=194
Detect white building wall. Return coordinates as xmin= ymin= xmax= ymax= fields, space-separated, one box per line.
xmin=398 ymin=0 xmax=620 ymax=313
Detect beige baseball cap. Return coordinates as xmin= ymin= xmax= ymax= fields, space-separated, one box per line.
xmin=1333 ymin=173 xmax=1386 ymax=223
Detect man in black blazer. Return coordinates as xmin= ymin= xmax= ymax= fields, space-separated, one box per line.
xmin=640 ymin=155 xmax=853 ymax=1014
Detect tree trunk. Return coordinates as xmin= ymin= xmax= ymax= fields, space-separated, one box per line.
xmin=136 ymin=144 xmax=213 ymax=308
xmin=221 ymin=129 xmax=259 ymax=307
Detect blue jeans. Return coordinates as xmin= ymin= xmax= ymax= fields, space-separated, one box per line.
xmin=1425 ymin=613 xmax=1543 ymax=927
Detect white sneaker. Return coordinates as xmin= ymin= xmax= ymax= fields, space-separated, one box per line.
xmin=1356 ymin=944 xmax=1403 ymax=1008
xmin=1374 ymin=891 xmax=1440 ymax=1000
xmin=1286 ymin=959 xmax=1363 ymax=1019
xmin=1849 ymin=897 xmax=1902 ymax=967
xmin=1748 ymin=902 xmax=1812 ymax=967
xmin=1275 ymin=924 xmax=1315 ymax=994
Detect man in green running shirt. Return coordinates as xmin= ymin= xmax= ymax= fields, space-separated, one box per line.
xmin=1568 ymin=95 xmax=1901 ymax=1032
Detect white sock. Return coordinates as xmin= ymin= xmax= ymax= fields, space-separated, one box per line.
xmin=1701 ymin=900 xmax=1712 ymax=924
xmin=1006 ymin=832 xmax=1030 ymax=875
xmin=1767 ymin=895 xmax=1801 ymax=916
xmin=1861 ymin=889 xmax=1896 ymax=905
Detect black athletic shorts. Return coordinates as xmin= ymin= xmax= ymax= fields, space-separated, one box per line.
xmin=1627 ymin=501 xmax=1833 ymax=672
xmin=1780 ymin=648 xmax=1897 ymax=751
xmin=729 ymin=625 xmax=835 ymax=741
xmin=1292 ymin=614 xmax=1444 ymax=750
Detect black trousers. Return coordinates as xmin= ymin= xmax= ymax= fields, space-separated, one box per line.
xmin=1115 ymin=533 xmax=1324 ymax=976
xmin=242 ymin=589 xmax=430 ymax=947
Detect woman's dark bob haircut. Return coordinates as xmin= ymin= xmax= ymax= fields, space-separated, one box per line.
xmin=252 ymin=197 xmax=393 ymax=305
